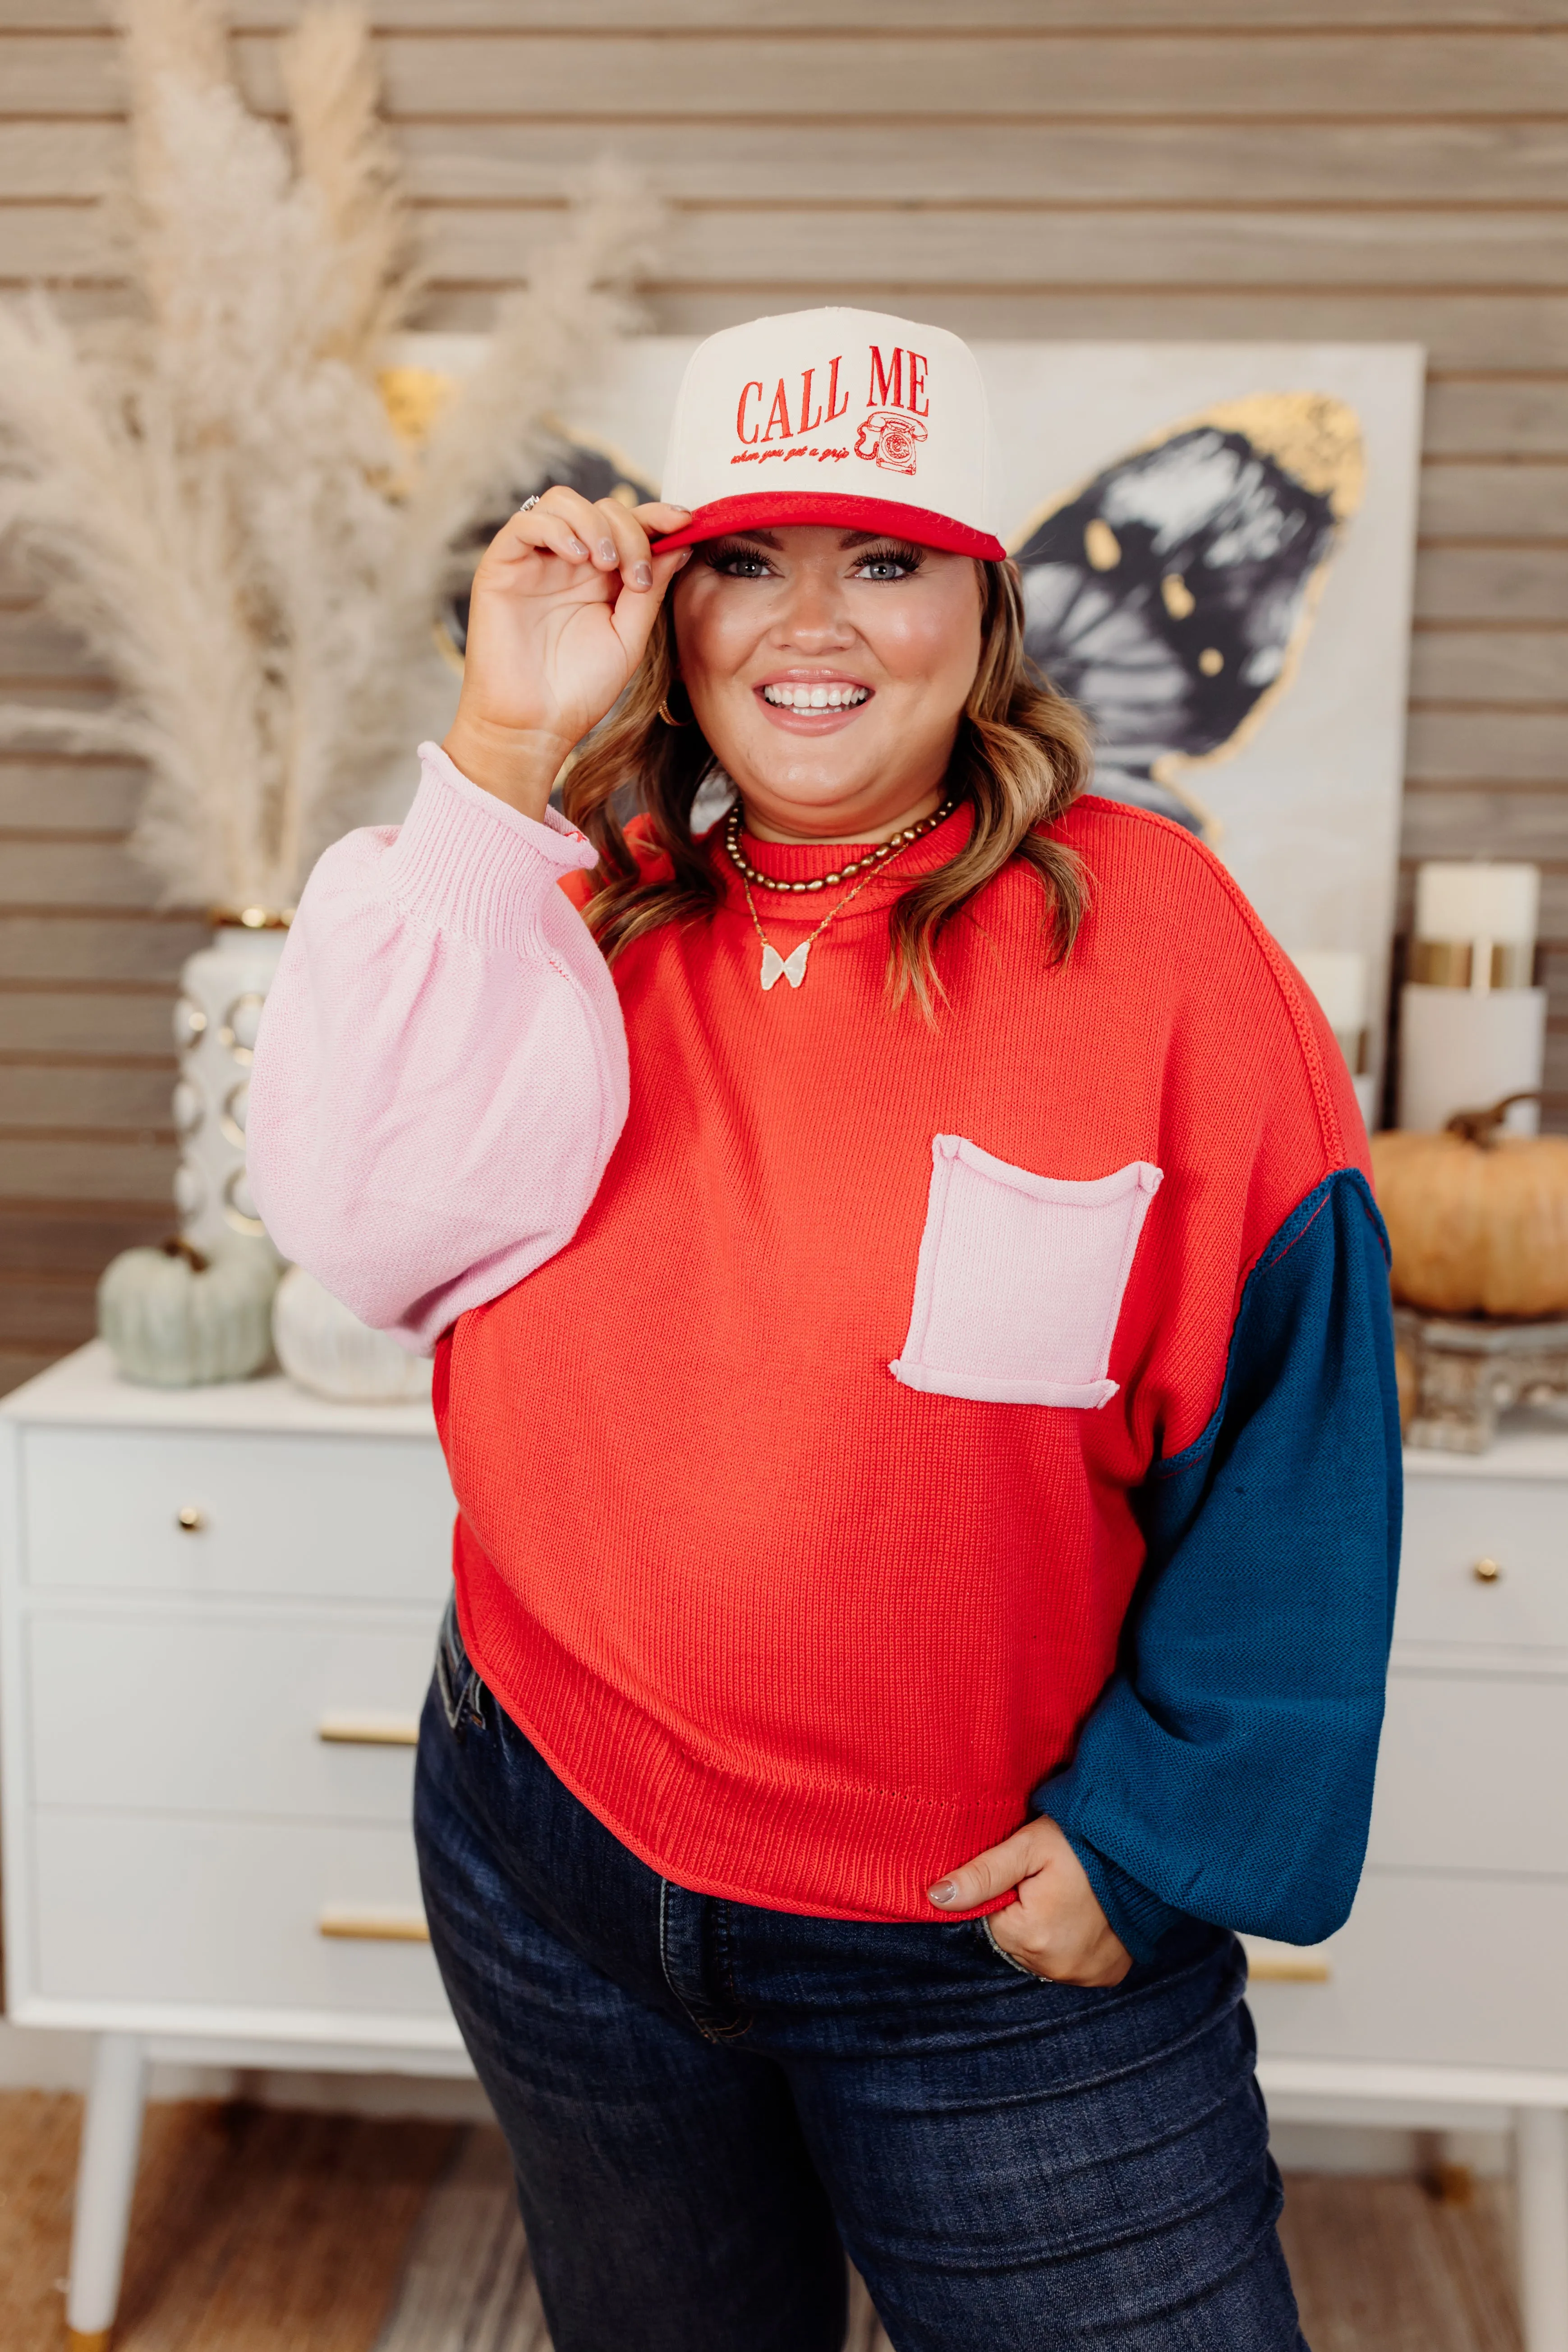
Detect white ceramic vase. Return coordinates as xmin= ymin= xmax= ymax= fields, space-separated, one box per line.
xmin=172 ymin=922 xmax=288 ymax=1257
xmin=272 ymin=1266 xmax=433 ymax=1404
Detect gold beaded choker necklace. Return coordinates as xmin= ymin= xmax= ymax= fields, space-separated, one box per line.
xmin=723 ymin=796 xmax=956 ymax=894
xmin=727 ymin=797 xmax=956 ymax=993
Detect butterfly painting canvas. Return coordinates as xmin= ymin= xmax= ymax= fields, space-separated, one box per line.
xmin=1011 ymin=393 xmax=1366 ymax=842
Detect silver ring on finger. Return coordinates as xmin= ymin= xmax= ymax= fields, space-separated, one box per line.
xmin=518 ymin=494 xmax=541 ymax=514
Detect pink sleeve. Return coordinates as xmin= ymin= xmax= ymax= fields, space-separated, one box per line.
xmin=246 ymin=742 xmax=629 ymax=1353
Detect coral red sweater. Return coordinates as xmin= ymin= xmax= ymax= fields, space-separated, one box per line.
xmin=250 ymin=745 xmax=1397 ymax=1938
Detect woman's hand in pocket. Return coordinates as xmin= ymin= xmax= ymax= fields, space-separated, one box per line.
xmin=443 ymin=492 xmax=693 ymax=821
xmin=928 ymin=1816 xmax=1133 ymax=1987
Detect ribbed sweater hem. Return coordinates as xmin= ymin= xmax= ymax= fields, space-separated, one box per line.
xmin=455 ymin=1528 xmax=1018 ymax=1924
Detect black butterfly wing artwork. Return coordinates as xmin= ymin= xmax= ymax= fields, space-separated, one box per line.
xmin=1012 ymin=394 xmax=1365 ymax=839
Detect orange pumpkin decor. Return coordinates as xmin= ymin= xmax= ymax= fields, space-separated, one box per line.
xmin=1371 ymin=1094 xmax=1568 ymax=1319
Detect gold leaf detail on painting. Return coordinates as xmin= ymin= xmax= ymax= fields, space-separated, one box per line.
xmin=1202 ymin=393 xmax=1366 ymax=520
xmin=1084 ymin=518 xmax=1121 ymax=570
xmin=1162 ymin=572 xmax=1196 ymax=620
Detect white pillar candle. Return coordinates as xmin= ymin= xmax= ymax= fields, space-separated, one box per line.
xmin=1414 ymin=863 xmax=1539 ymax=948
xmin=1291 ymin=950 xmax=1368 ymax=1036
xmin=1290 ymin=952 xmax=1379 ymax=1133
xmin=1398 ymin=985 xmax=1545 ymax=1135
xmin=1412 ymin=862 xmax=1539 ymax=999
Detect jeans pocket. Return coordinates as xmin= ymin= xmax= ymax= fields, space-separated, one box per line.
xmin=978 ymin=1913 xmax=1046 ymax=1982
xmin=435 ymin=1590 xmax=487 ymax=1734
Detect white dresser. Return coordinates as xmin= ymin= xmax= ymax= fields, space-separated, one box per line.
xmin=0 ymin=1344 xmax=465 ymax=2351
xmin=1247 ymin=1413 xmax=1568 ymax=2352
xmin=3 ymin=1345 xmax=1567 ymax=2349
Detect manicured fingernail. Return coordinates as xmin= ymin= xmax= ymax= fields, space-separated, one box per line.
xmin=565 ymin=537 xmax=589 ymax=558
xmin=632 ymin=561 xmax=653 ymax=589
xmin=597 ymin=538 xmax=618 ymax=565
xmin=928 ymin=1880 xmax=957 ymax=1907
xmin=673 ymin=547 xmax=692 ymax=568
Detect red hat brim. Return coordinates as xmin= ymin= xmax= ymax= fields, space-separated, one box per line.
xmin=651 ymin=492 xmax=1006 ymax=563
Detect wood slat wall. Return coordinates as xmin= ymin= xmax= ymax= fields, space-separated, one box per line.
xmin=0 ymin=0 xmax=1564 ymax=1393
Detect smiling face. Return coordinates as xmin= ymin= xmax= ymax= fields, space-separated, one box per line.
xmin=669 ymin=525 xmax=985 ymax=844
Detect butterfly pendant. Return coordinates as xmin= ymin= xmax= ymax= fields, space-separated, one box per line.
xmin=760 ymin=939 xmax=811 ymax=990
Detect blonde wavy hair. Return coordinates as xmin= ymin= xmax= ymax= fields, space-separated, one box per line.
xmin=561 ymin=558 xmax=1094 ymax=1015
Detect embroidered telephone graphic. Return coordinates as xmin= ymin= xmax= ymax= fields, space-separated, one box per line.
xmin=1011 ymin=393 xmax=1365 ymax=841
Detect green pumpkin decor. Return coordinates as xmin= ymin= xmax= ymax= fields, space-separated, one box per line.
xmin=97 ymin=1237 xmax=279 ymax=1388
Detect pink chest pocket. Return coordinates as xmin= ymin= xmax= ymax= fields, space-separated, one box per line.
xmin=889 ymin=1135 xmax=1163 ymax=1409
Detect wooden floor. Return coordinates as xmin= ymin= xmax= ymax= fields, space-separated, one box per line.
xmin=0 ymin=2091 xmax=1524 ymax=2352
xmin=0 ymin=2093 xmax=453 ymax=2352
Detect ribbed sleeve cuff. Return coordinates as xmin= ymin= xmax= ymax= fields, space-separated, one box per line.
xmin=1066 ymin=1838 xmax=1189 ymax=1966
xmin=1032 ymin=1781 xmax=1191 ymax=1965
xmin=383 ymin=741 xmax=599 ymax=952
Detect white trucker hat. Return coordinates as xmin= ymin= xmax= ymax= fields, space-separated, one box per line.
xmin=653 ymin=306 xmax=1006 ymax=562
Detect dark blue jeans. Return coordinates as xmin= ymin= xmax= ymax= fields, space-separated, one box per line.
xmin=414 ymin=1600 xmax=1307 ymax=2352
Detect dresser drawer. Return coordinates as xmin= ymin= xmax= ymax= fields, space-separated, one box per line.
xmin=30 ymin=1811 xmax=449 ymax=2020
xmin=1367 ymin=1670 xmax=1568 ymax=1876
xmin=27 ymin=1611 xmax=441 ymax=1822
xmin=1248 ymin=1869 xmax=1568 ymax=2072
xmin=1397 ymin=1473 xmax=1568 ymax=1653
xmin=22 ymin=1427 xmax=454 ymax=1601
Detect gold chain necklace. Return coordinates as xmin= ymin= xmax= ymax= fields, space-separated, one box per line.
xmin=737 ymin=833 xmax=924 ymax=992
xmin=724 ymin=796 xmax=956 ymax=894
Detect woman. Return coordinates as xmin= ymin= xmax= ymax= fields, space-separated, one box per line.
xmin=248 ymin=308 xmax=1400 ymax=2352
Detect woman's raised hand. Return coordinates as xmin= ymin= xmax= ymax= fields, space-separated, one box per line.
xmin=442 ymin=489 xmax=694 ymax=820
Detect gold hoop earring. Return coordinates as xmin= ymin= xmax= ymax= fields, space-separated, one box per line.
xmin=657 ymin=692 xmax=689 ymax=727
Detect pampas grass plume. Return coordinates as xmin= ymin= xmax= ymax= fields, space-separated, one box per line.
xmin=0 ymin=0 xmax=657 ymax=910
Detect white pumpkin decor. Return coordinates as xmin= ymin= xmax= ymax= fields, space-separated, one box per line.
xmin=272 ymin=1266 xmax=433 ymax=1404
xmin=98 ymin=1238 xmax=279 ymax=1388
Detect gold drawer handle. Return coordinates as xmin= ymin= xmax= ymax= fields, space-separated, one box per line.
xmin=1242 ymin=1936 xmax=1332 ymax=1984
xmin=1473 ymin=1556 xmax=1503 ymax=1584
xmin=175 ymin=1506 xmax=207 ymax=1533
xmin=318 ymin=1906 xmax=429 ymax=1943
xmin=317 ymin=1713 xmax=420 ymax=1747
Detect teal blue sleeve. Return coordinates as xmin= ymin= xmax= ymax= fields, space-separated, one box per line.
xmin=1037 ymin=1168 xmax=1402 ymax=1962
